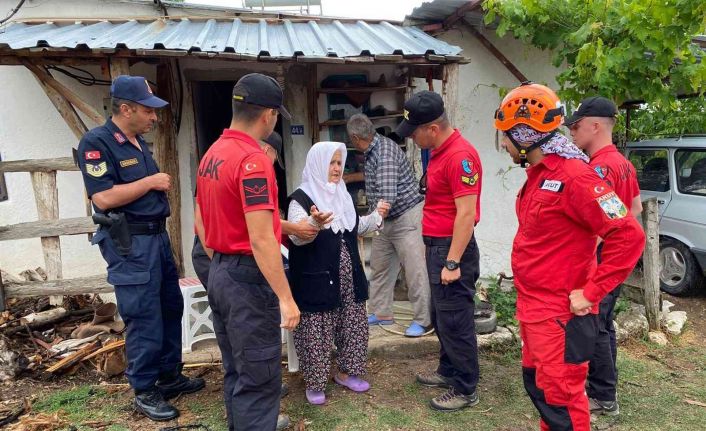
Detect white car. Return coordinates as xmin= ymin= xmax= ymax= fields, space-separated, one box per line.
xmin=626 ymin=136 xmax=706 ymax=296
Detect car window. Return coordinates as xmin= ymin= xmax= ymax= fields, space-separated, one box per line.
xmin=628 ymin=149 xmax=670 ymax=192
xmin=676 ymin=149 xmax=706 ymax=196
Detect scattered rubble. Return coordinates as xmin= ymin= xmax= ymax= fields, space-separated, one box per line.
xmin=615 ymin=305 xmax=649 ymax=340
xmin=665 ymin=311 xmax=688 ymax=336
xmin=648 ymin=331 xmax=668 ymax=346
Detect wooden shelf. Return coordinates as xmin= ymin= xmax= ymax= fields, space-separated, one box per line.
xmin=320 ymin=113 xmax=403 ymax=128
xmin=316 ymin=85 xmax=407 ymax=94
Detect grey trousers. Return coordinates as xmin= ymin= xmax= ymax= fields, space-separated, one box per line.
xmin=367 ymin=201 xmax=430 ymax=327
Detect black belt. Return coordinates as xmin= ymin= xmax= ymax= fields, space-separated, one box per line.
xmin=128 ymin=220 xmax=166 ymax=235
xmin=423 ymin=236 xmax=452 ymax=246
xmin=214 ymin=252 xmax=258 ymax=267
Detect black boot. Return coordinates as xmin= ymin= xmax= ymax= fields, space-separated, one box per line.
xmin=156 ymin=363 xmax=206 ymax=400
xmin=134 ymin=388 xmax=179 ymax=421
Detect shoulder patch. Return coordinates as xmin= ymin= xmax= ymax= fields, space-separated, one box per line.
xmin=461 ymin=173 xmax=479 ymax=186
xmin=540 ymin=179 xmax=564 ymax=192
xmin=243 ymin=178 xmax=269 ymax=206
xmin=588 ymin=182 xmax=609 ymax=197
xmin=243 ymin=160 xmax=266 ymax=176
xmin=461 ymin=159 xmax=474 ymax=174
xmin=594 ymin=165 xmax=608 ymax=179
xmin=86 ymin=161 xmax=108 ymax=178
xmin=85 ymin=151 xmax=101 ymax=160
xmin=596 ymin=191 xmax=628 ymax=220
xmin=120 ymin=158 xmax=139 ymax=168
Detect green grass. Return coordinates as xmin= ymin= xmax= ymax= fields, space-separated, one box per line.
xmin=32 ymin=385 xmax=125 ymax=430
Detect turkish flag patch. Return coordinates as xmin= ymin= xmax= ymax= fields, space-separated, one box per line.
xmin=85 ymin=150 xmax=101 ymax=160
xmin=243 ymin=178 xmax=269 ymax=206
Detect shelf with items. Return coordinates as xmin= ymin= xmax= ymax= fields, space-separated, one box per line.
xmin=315 ymin=85 xmax=408 ymax=94
xmin=319 ymin=112 xmax=404 ymax=128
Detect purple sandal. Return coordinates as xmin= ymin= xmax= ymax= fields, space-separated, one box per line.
xmin=306 ymin=389 xmax=325 ymax=405
xmin=334 ymin=374 xmax=370 ymax=393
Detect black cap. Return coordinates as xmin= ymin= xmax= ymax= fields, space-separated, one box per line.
xmin=232 ymin=73 xmax=291 ymax=120
xmin=264 ymin=131 xmax=284 ymax=169
xmin=111 ymin=75 xmax=168 ymax=108
xmin=395 ymin=91 xmax=445 ymax=138
xmin=565 ymin=96 xmax=617 ymax=126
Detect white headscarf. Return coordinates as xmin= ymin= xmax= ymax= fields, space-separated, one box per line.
xmin=299 ymin=141 xmax=357 ymax=233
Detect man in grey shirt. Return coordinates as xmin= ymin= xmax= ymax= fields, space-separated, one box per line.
xmin=345 ymin=114 xmax=430 ymax=336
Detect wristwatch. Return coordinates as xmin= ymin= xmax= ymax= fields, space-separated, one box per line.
xmin=444 ymin=260 xmax=460 ymax=271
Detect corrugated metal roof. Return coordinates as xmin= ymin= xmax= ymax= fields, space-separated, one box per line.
xmin=406 ymin=0 xmax=485 ymax=27
xmin=0 ymin=18 xmax=462 ymax=59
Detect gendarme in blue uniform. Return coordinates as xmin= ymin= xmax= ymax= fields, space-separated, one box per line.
xmin=78 ymin=117 xmax=183 ymax=394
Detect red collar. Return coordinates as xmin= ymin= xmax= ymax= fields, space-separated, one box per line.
xmin=591 ymin=144 xmax=618 ymax=159
xmin=431 ymin=129 xmax=462 ymax=158
xmin=221 ymin=129 xmax=260 ymax=150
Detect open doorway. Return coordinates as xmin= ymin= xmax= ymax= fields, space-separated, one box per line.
xmin=192 ymin=81 xmax=287 ymax=205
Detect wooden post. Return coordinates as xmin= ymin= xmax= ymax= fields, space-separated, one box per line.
xmin=441 ymin=63 xmax=459 ymax=127
xmin=109 ymin=58 xmax=130 ymax=80
xmin=641 ymin=197 xmax=661 ymax=330
xmin=154 ymin=61 xmax=184 ymax=277
xmin=30 ymin=171 xmax=63 ymax=306
xmin=0 ymin=271 xmax=5 ymax=312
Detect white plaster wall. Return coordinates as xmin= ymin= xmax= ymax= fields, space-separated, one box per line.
xmin=426 ymin=26 xmax=562 ymax=278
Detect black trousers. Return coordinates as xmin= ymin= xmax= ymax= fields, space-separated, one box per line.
xmin=208 ymin=253 xmax=281 ymax=431
xmin=191 ymin=235 xmax=211 ymax=289
xmin=423 ymin=235 xmax=480 ymax=395
xmin=587 ymin=285 xmax=620 ymax=402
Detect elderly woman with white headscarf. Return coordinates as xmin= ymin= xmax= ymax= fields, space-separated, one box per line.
xmin=287 ymin=141 xmax=389 ymax=405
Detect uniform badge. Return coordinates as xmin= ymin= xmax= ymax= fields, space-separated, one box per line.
xmin=120 ymin=158 xmax=139 ymax=168
xmin=113 ymin=132 xmax=126 ymax=144
xmin=596 ymin=191 xmax=628 ymax=220
xmin=85 ymin=151 xmax=101 ymax=160
xmin=461 ymin=173 xmax=479 ymax=186
xmin=540 ymin=179 xmax=564 ymax=192
xmin=243 ymin=178 xmax=269 ymax=205
xmin=594 ymin=165 xmax=608 ymax=179
xmin=461 ymin=159 xmax=473 ymax=174
xmin=86 ymin=161 xmax=108 ymax=178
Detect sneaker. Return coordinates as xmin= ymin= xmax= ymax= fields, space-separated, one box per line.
xmin=416 ymin=371 xmax=451 ymax=388
xmin=405 ymin=322 xmax=426 ymax=337
xmin=276 ymin=414 xmax=290 ymax=430
xmin=305 ymin=389 xmax=326 ymax=405
xmin=429 ymin=387 xmax=479 ymax=412
xmin=368 ymin=314 xmax=394 ymax=326
xmin=589 ymin=398 xmax=620 ymax=416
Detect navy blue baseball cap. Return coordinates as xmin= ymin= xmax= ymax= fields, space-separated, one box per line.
xmin=110 ymin=75 xmax=168 ymax=108
xmin=395 ymin=91 xmax=445 ymax=138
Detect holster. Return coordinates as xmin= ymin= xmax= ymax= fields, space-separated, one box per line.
xmin=92 ymin=212 xmax=132 ymax=256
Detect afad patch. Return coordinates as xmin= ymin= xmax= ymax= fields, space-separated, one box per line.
xmin=243 ymin=178 xmax=269 ymax=206
xmin=85 ymin=150 xmax=101 ymax=160
xmin=461 ymin=172 xmax=479 ymax=186
xmin=120 ymin=158 xmax=139 ymax=168
xmin=461 ymin=159 xmax=474 ymax=175
xmin=596 ymin=191 xmax=628 ymax=220
xmin=86 ymin=161 xmax=108 ymax=178
xmin=113 ymin=132 xmax=126 ymax=144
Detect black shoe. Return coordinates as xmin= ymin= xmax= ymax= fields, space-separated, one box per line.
xmin=276 ymin=414 xmax=290 ymax=430
xmin=156 ymin=365 xmax=206 ymax=400
xmin=281 ymin=383 xmax=289 ymax=399
xmin=134 ymin=389 xmax=179 ymax=421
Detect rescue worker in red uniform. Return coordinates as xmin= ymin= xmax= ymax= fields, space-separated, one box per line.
xmin=494 ymin=83 xmax=645 ymax=430
xmin=396 ymin=91 xmax=484 ymax=412
xmin=196 ymin=74 xmax=300 ymax=431
xmin=567 ymin=96 xmax=643 ymax=416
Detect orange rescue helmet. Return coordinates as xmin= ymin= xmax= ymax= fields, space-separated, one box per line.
xmin=494 ymin=82 xmax=565 ymax=133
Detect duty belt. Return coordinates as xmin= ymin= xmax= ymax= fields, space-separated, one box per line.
xmin=128 ymin=220 xmax=166 ymax=235
xmin=423 ymin=236 xmax=452 ymax=246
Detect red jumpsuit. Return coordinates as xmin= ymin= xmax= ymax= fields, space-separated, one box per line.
xmin=512 ymin=154 xmax=645 ymax=430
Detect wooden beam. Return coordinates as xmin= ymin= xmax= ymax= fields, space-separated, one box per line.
xmin=641 ymin=197 xmax=661 ymax=331
xmin=460 ymin=20 xmax=528 ymax=83
xmin=109 ymin=58 xmax=130 ymax=79
xmin=0 ymin=272 xmax=5 ymax=312
xmin=34 ymin=78 xmax=88 ymax=140
xmin=441 ymin=63 xmax=460 ymax=128
xmin=3 ymin=274 xmax=113 ymax=298
xmin=0 ymin=157 xmax=78 ymax=173
xmin=442 ymin=0 xmax=483 ymax=30
xmin=20 ymin=58 xmax=105 ymax=126
xmin=0 ymin=217 xmax=95 ymax=242
xmin=30 ymin=171 xmax=63 ymax=305
xmin=154 ymin=61 xmax=184 ymax=277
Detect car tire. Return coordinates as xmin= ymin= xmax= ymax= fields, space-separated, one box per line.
xmin=659 ymin=237 xmax=706 ymax=296
xmin=474 ymin=301 xmax=497 ymax=334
